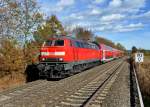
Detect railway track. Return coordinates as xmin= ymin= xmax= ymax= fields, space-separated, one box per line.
xmin=0 ymin=58 xmax=128 ymax=107
xmin=57 ymin=61 xmax=125 ymax=107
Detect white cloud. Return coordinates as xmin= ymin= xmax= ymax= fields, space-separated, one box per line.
xmin=90 ymin=9 xmax=101 ymax=15
xmin=109 ymin=0 xmax=122 ymax=7
xmin=108 ymin=0 xmax=146 ymax=13
xmin=38 ymin=0 xmax=147 ymax=33
xmin=123 ymin=0 xmax=145 ymax=9
xmin=114 ymin=23 xmax=144 ymax=32
xmin=91 ymin=23 xmax=144 ymax=32
xmin=100 ymin=14 xmax=125 ymax=22
xmin=69 ymin=13 xmax=84 ymax=19
xmin=93 ymin=0 xmax=105 ymax=4
xmin=49 ymin=7 xmax=64 ymax=13
xmin=133 ymin=11 xmax=150 ymax=19
xmin=57 ymin=0 xmax=75 ymax=6
xmin=143 ymin=11 xmax=150 ymax=18
xmin=38 ymin=0 xmax=75 ymax=14
xmin=54 ymin=0 xmax=75 ymax=12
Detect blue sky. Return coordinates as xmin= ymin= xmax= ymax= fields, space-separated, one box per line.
xmin=37 ymin=0 xmax=150 ymax=50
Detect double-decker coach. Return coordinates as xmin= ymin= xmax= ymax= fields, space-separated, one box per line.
xmin=98 ymin=44 xmax=114 ymax=63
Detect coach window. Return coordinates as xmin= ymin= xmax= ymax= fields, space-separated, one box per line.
xmin=84 ymin=43 xmax=87 ymax=48
xmin=77 ymin=42 xmax=81 ymax=48
xmin=85 ymin=43 xmax=89 ymax=48
xmin=89 ymin=44 xmax=92 ymax=49
xmin=70 ymin=40 xmax=73 ymax=47
xmin=82 ymin=42 xmax=86 ymax=48
xmin=79 ymin=42 xmax=82 ymax=48
xmin=74 ymin=41 xmax=79 ymax=47
xmin=80 ymin=42 xmax=84 ymax=48
xmin=77 ymin=41 xmax=81 ymax=48
xmin=96 ymin=45 xmax=99 ymax=50
xmin=74 ymin=41 xmax=77 ymax=47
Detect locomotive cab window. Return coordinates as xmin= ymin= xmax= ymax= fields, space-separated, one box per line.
xmin=43 ymin=40 xmax=64 ymax=46
xmin=54 ymin=40 xmax=64 ymax=46
xmin=70 ymin=40 xmax=74 ymax=47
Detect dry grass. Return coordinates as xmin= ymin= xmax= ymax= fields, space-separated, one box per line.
xmin=0 ymin=73 xmax=26 ymax=92
xmin=136 ymin=56 xmax=150 ymax=96
xmin=134 ymin=56 xmax=150 ymax=106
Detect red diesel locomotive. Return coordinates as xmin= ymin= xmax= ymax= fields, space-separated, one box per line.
xmin=37 ymin=36 xmax=100 ymax=78
xmin=37 ymin=36 xmax=123 ymax=78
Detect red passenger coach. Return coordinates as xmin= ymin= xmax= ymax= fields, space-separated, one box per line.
xmin=98 ymin=44 xmax=114 ymax=63
xmin=112 ymin=49 xmax=124 ymax=59
xmin=37 ymin=36 xmax=100 ymax=78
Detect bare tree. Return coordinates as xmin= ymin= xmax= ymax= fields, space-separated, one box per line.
xmin=0 ymin=0 xmax=43 ymax=71
xmin=95 ymin=36 xmax=116 ymax=48
xmin=73 ymin=27 xmax=94 ymax=41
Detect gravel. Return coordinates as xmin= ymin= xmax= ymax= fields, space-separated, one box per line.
xmin=101 ymin=61 xmax=130 ymax=107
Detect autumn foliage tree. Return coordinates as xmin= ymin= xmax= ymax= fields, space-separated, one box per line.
xmin=0 ymin=39 xmax=25 ymax=77
xmin=25 ymin=41 xmax=41 ymax=64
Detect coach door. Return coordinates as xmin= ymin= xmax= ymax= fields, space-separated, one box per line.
xmin=103 ymin=50 xmax=106 ymax=61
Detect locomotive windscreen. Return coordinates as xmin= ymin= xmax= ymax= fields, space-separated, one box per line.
xmin=43 ymin=40 xmax=64 ymax=46
xmin=54 ymin=40 xmax=64 ymax=46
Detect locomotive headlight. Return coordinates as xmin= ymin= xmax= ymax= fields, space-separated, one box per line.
xmin=59 ymin=58 xmax=63 ymax=61
xmin=42 ymin=58 xmax=45 ymax=61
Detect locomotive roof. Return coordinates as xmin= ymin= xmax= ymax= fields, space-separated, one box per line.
xmin=48 ymin=35 xmax=122 ymax=51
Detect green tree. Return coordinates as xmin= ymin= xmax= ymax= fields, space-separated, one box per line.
xmin=33 ymin=15 xmax=65 ymax=45
xmin=132 ymin=46 xmax=137 ymax=53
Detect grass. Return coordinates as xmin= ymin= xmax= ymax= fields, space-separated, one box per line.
xmin=144 ymin=55 xmax=150 ymax=62
xmin=143 ymin=96 xmax=150 ymax=107
xmin=0 ymin=73 xmax=26 ymax=92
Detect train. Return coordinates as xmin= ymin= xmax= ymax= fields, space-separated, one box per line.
xmin=36 ymin=36 xmax=123 ymax=78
